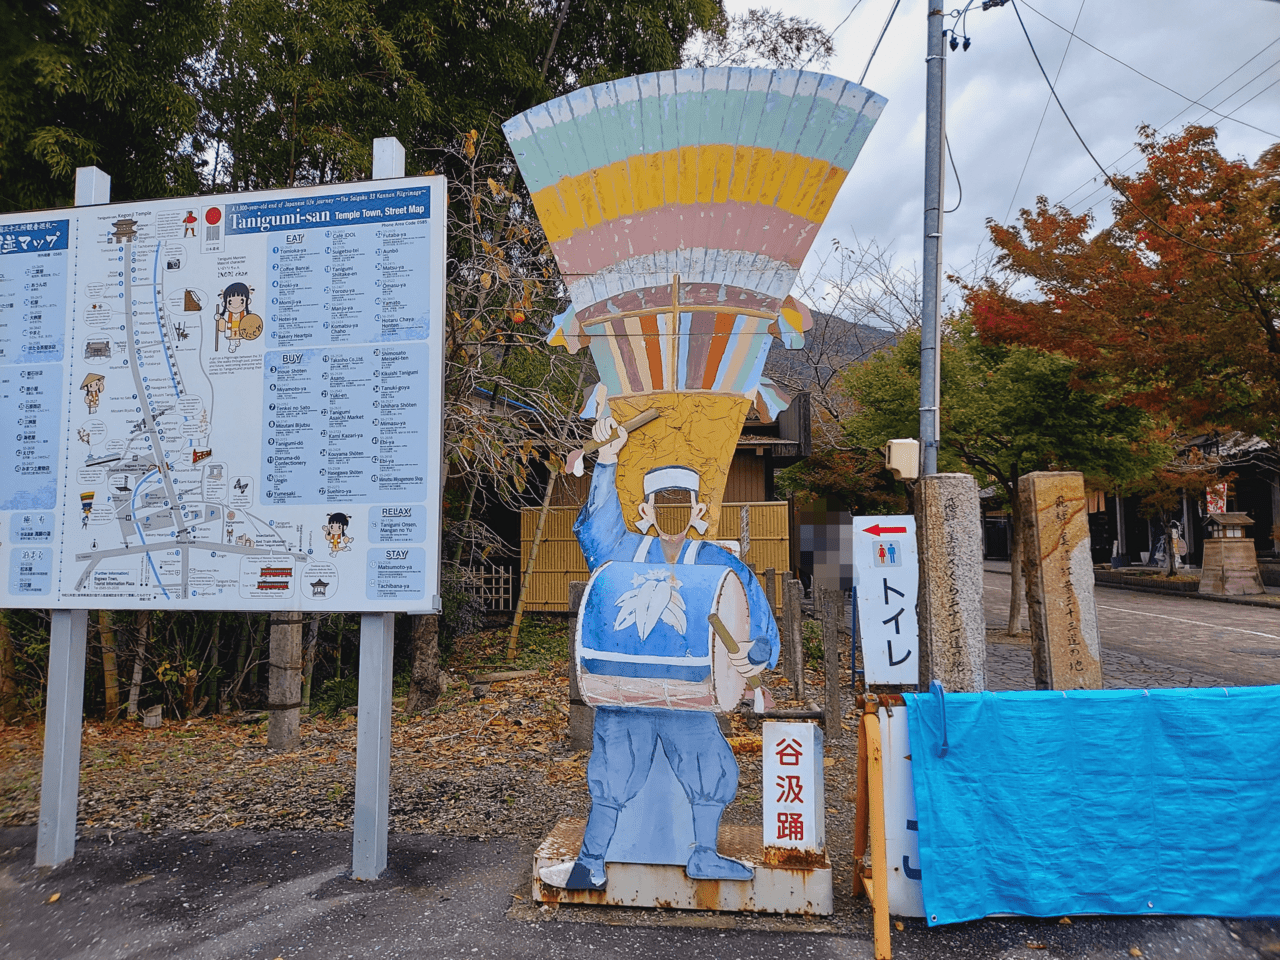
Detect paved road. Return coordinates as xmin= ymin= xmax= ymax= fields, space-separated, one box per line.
xmin=3 ymin=827 xmax=1276 ymax=960
xmin=983 ymin=569 xmax=1280 ymax=689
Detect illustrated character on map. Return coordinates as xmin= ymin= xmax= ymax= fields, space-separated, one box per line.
xmin=214 ymin=282 xmax=263 ymax=353
xmin=182 ymin=210 xmax=197 ymax=238
xmin=80 ymin=373 xmax=104 ymax=414
xmin=543 ymin=416 xmax=780 ymax=892
xmin=323 ymin=512 xmax=353 ymax=557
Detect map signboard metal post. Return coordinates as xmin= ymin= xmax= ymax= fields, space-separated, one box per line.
xmin=8 ymin=139 xmax=445 ymax=872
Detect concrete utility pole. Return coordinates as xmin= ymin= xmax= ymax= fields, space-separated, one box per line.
xmin=919 ymin=4 xmax=947 ymax=477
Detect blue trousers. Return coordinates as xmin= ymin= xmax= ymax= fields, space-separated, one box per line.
xmin=580 ymin=706 xmax=737 ymax=865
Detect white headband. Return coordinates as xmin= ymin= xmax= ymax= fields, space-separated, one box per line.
xmin=643 ymin=465 xmax=700 ymax=496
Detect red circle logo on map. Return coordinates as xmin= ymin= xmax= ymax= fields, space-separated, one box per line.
xmin=204 ymin=207 xmax=222 ymax=225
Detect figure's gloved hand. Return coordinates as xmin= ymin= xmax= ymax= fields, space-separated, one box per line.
xmin=727 ymin=637 xmax=768 ymax=679
xmin=593 ymin=416 xmax=628 ymax=465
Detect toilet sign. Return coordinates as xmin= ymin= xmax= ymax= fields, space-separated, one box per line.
xmin=854 ymin=516 xmax=919 ymax=685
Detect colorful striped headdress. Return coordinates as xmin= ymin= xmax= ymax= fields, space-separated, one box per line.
xmin=504 ymin=68 xmax=885 ymax=536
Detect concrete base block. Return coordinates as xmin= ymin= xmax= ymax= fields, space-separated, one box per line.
xmin=1200 ymin=539 xmax=1265 ymax=596
xmin=532 ymin=819 xmax=833 ymax=915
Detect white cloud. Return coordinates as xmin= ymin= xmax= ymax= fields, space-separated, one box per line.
xmin=726 ymin=0 xmax=1280 ymax=290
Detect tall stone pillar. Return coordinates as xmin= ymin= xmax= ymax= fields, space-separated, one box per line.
xmin=1018 ymin=471 xmax=1103 ymax=690
xmin=916 ymin=473 xmax=987 ymax=692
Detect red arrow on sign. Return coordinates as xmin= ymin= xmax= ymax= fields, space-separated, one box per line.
xmin=863 ymin=524 xmax=907 ymax=536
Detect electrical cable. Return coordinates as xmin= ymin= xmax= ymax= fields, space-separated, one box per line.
xmin=1009 ymin=0 xmax=1274 ymax=259
xmin=1020 ymin=0 xmax=1280 ymax=140
xmin=1005 ymin=0 xmax=1087 ymax=222
xmin=944 ymin=134 xmax=963 ymax=213
xmin=801 ymin=0 xmax=867 ymax=71
xmin=1071 ymin=54 xmax=1280 ymax=216
xmin=1054 ymin=36 xmax=1280 ymax=209
xmin=859 ymin=0 xmax=903 ymax=84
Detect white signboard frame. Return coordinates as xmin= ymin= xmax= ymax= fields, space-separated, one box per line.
xmin=854 ymin=515 xmax=920 ymax=685
xmin=0 ymin=176 xmax=445 ymax=613
xmin=880 ymin=706 xmax=926 ymax=917
xmin=762 ymin=720 xmax=826 ymax=856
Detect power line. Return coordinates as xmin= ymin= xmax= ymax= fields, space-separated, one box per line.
xmin=1070 ymin=52 xmax=1280 ymax=216
xmin=801 ymin=0 xmax=867 ymax=71
xmin=1005 ymin=0 xmax=1087 ymax=223
xmin=1054 ymin=36 xmax=1280 ymax=210
xmin=944 ymin=134 xmax=963 ymax=214
xmin=859 ymin=0 xmax=903 ymax=85
xmin=1009 ymin=0 xmax=1274 ymax=259
xmin=1020 ymin=0 xmax=1280 ymax=140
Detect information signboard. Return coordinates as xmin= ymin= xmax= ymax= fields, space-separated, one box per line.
xmin=853 ymin=516 xmax=919 ymax=685
xmin=0 ymin=178 xmax=445 ymax=612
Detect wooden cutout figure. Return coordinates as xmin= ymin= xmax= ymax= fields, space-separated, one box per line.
xmin=537 ymin=415 xmax=780 ymax=891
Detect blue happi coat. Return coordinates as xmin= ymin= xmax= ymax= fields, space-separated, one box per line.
xmin=574 ymin=463 xmax=780 ymax=675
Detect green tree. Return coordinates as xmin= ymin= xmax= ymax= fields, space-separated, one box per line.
xmin=842 ymin=323 xmax=1169 ymax=633
xmin=0 ymin=0 xmax=217 ymax=210
xmin=969 ymin=126 xmax=1280 ymax=446
xmin=197 ymin=0 xmax=724 ymax=191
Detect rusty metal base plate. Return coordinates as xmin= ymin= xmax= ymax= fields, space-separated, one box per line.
xmin=532 ymin=819 xmax=833 ymax=915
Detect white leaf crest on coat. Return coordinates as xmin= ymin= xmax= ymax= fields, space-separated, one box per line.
xmin=614 ymin=568 xmax=686 ymax=640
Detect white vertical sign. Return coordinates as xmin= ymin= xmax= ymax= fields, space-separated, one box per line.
xmin=854 ymin=515 xmax=919 ymax=685
xmin=762 ymin=720 xmax=825 ymax=855
xmin=881 ymin=706 xmax=925 ymax=917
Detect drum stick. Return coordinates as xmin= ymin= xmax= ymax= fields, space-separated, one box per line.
xmin=563 ymin=408 xmax=661 ymax=475
xmin=708 ymin=613 xmax=775 ymax=712
xmin=708 ymin=613 xmax=761 ymax=691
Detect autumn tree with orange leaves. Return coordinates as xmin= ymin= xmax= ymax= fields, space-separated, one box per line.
xmin=968 ymin=125 xmax=1280 ymax=446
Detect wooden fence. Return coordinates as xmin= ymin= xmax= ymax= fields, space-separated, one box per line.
xmin=457 ymin=561 xmax=514 ymax=611
xmin=518 ymin=501 xmax=790 ymax=612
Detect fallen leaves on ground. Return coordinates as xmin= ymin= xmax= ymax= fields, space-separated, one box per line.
xmin=0 ymin=657 xmax=858 ymax=857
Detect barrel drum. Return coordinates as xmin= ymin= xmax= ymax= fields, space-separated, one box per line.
xmin=575 ymin=560 xmax=750 ymax=713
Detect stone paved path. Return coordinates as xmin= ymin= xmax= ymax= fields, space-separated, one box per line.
xmin=983 ymin=568 xmax=1280 ymax=690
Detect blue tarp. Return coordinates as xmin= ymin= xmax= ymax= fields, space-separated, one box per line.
xmin=904 ymin=686 xmax=1280 ymax=925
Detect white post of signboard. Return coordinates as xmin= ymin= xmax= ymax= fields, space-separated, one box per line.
xmin=348 ymin=136 xmax=407 ymax=882
xmin=373 ymin=137 xmax=407 ymax=180
xmin=353 ymin=611 xmax=395 ymax=879
xmin=35 ymin=610 xmax=89 ymax=866
xmin=35 ymin=166 xmax=112 ymax=867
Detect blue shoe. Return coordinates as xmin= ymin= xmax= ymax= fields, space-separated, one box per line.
xmin=565 ymin=860 xmax=607 ymax=890
xmin=686 ymin=845 xmax=753 ymax=881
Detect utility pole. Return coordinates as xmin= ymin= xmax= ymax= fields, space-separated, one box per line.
xmin=919 ymin=3 xmax=947 ymax=477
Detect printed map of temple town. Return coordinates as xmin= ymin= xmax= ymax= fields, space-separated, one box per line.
xmin=0 ymin=179 xmax=445 ymax=612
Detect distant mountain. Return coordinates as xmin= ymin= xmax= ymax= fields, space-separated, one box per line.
xmin=763 ymin=310 xmax=900 ymax=396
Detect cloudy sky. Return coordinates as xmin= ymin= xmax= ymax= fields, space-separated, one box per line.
xmin=724 ymin=0 xmax=1280 ymax=309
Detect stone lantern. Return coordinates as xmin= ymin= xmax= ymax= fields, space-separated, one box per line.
xmin=1199 ymin=512 xmax=1264 ymax=595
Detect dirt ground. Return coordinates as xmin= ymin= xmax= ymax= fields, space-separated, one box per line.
xmin=0 ymin=623 xmax=865 ymax=924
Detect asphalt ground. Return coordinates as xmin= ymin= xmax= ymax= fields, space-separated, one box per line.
xmin=4 ymin=827 xmax=1278 ymax=960
xmin=3 ymin=569 xmax=1279 ymax=959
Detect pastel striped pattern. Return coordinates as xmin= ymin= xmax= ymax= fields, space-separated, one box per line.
xmin=506 ymin=67 xmax=884 ymax=409
xmin=503 ymin=67 xmax=885 ymax=315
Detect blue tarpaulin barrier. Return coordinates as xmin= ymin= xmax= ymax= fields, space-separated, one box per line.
xmin=904 ymin=686 xmax=1280 ymax=925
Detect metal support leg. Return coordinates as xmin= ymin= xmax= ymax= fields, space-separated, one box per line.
xmin=36 ymin=610 xmax=88 ymax=867
xmin=352 ymin=612 xmax=395 ymax=880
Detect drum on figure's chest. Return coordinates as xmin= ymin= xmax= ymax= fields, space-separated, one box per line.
xmin=575 ymin=560 xmax=750 ymax=713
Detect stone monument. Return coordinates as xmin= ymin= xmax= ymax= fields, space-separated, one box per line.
xmin=1017 ymin=471 xmax=1103 ymax=690
xmin=915 ymin=473 xmax=986 ymax=692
